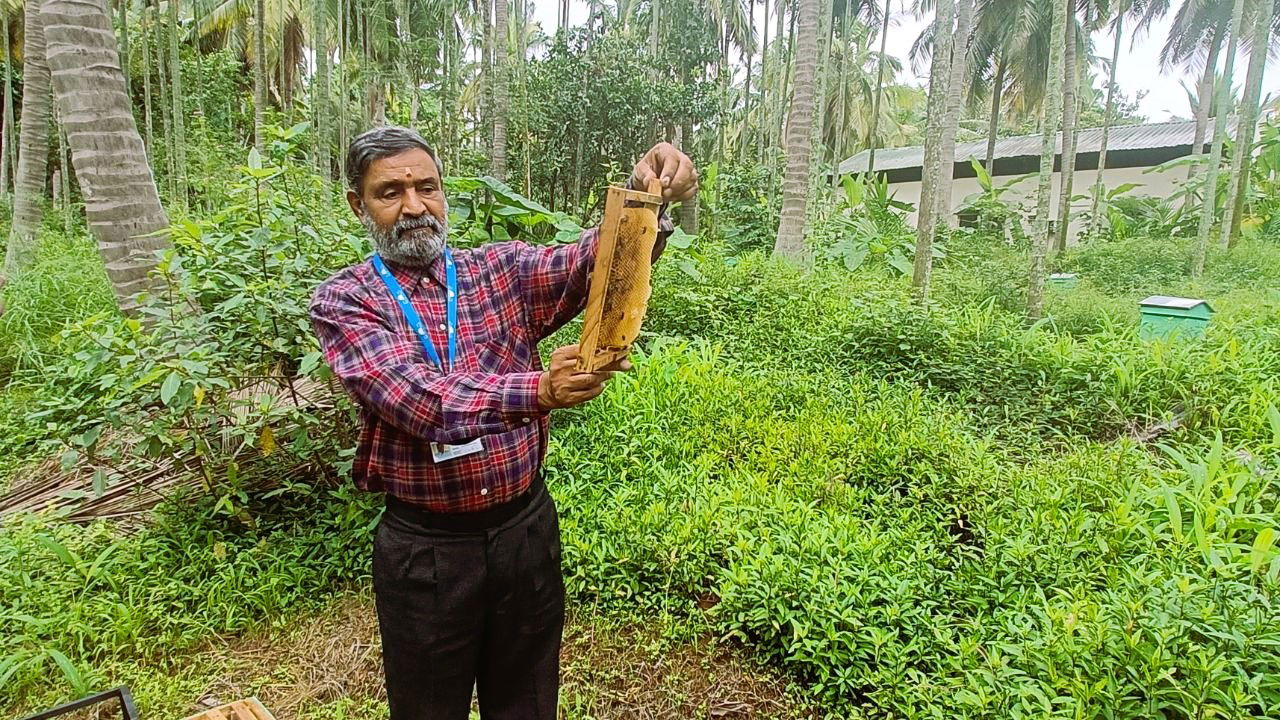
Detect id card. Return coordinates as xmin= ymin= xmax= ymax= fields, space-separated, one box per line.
xmin=431 ymin=437 xmax=485 ymax=464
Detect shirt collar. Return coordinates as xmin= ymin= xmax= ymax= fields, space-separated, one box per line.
xmin=377 ymin=251 xmax=449 ymax=293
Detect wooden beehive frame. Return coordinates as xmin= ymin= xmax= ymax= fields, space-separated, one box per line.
xmin=577 ymin=179 xmax=664 ymax=372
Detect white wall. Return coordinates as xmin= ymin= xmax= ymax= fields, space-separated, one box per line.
xmin=886 ymin=163 xmax=1186 ymax=245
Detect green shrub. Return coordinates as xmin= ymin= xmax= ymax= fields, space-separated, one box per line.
xmin=549 ymin=345 xmax=1280 ymax=716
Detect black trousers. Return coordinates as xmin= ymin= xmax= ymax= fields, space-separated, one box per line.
xmin=372 ymin=479 xmax=565 ymax=720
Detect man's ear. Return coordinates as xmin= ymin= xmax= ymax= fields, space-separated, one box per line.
xmin=346 ymin=190 xmax=364 ymax=219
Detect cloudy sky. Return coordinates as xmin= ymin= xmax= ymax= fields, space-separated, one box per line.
xmin=528 ymin=0 xmax=1279 ymax=123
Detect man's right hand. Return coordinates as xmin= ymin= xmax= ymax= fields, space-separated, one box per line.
xmin=537 ymin=344 xmax=631 ymax=411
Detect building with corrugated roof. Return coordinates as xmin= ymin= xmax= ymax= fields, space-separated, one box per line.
xmin=838 ymin=119 xmax=1224 ymax=243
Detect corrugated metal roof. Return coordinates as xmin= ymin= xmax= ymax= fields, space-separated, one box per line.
xmin=838 ymin=118 xmax=1228 ymax=175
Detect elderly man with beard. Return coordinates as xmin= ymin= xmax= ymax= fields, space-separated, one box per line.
xmin=309 ymin=126 xmax=697 ymax=720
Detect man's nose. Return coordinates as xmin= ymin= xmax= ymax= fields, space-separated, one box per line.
xmin=402 ymin=188 xmax=427 ymax=217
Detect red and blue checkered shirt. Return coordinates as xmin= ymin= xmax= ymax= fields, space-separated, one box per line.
xmin=310 ymin=220 xmax=670 ymax=512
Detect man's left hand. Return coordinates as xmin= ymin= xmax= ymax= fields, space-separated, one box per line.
xmin=630 ymin=143 xmax=698 ymax=204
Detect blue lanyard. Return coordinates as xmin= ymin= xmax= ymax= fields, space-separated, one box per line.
xmin=371 ymin=248 xmax=458 ymax=372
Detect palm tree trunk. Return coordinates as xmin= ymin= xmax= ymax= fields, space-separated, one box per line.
xmin=254 ymin=0 xmax=267 ymax=153
xmin=866 ymin=0 xmax=891 ymax=174
xmin=482 ymin=0 xmax=493 ymax=151
xmin=931 ymin=0 xmax=976 ymax=233
xmin=119 ymin=0 xmax=132 ymax=100
xmin=56 ymin=106 xmax=72 ymax=235
xmin=984 ymin=54 xmax=1005 ymax=176
xmin=43 ymin=0 xmax=173 ymax=313
xmin=168 ymin=0 xmax=186 ymax=207
xmin=4 ymin=0 xmax=53 ymax=278
xmin=776 ymin=2 xmax=793 ymax=155
xmin=913 ymin=0 xmax=956 ymax=292
xmin=278 ymin=0 xmax=287 ymax=111
xmin=313 ymin=0 xmax=331 ymax=179
xmin=1027 ymin=0 xmax=1068 ymax=321
xmin=492 ymin=0 xmax=509 ymax=180
xmin=742 ymin=24 xmax=754 ymax=163
xmin=337 ymin=0 xmax=347 ymax=186
xmin=1087 ymin=14 xmax=1122 ymax=239
xmin=811 ymin=0 xmax=833 ymax=183
xmin=771 ymin=0 xmax=820 ymax=263
xmin=1220 ymin=0 xmax=1273 ymax=249
xmin=1053 ymin=4 xmax=1078 ymax=253
xmin=716 ymin=24 xmax=728 ymax=184
xmin=832 ymin=0 xmax=850 ymax=179
xmin=757 ymin=0 xmax=769 ymax=157
xmin=1187 ymin=20 xmax=1223 ymax=187
xmin=1 ymin=9 xmax=15 ymax=198
xmin=650 ymin=0 xmax=660 ymax=53
xmin=154 ymin=5 xmax=174 ymax=196
xmin=1192 ymin=0 xmax=1244 ymax=277
xmin=140 ymin=7 xmax=154 ymax=157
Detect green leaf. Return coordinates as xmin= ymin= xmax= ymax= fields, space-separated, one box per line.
xmin=1163 ymin=487 xmax=1183 ymax=543
xmin=299 ymin=351 xmax=323 ymax=376
xmin=677 ymin=260 xmax=705 ymax=282
xmin=248 ymin=147 xmax=262 ymax=170
xmin=843 ymin=246 xmax=870 ymax=272
xmin=92 ymin=470 xmax=108 ymax=499
xmin=969 ymin=157 xmax=992 ymax=192
xmin=1251 ymin=528 xmax=1276 ymax=574
xmin=160 ymin=371 xmax=182 ymax=406
xmin=46 ymin=649 xmax=88 ymax=695
xmin=667 ymin=227 xmax=696 ymax=250
xmin=886 ymin=253 xmax=913 ymax=276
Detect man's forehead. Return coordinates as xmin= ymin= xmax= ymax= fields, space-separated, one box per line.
xmin=368 ymin=148 xmax=438 ymax=182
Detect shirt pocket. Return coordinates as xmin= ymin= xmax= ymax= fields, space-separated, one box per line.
xmin=473 ymin=336 xmax=522 ymax=374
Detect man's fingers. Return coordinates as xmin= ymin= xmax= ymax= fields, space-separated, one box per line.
xmin=655 ymin=145 xmax=681 ymax=188
xmin=668 ymin=154 xmax=697 ymax=201
xmin=563 ymin=370 xmax=615 ymax=392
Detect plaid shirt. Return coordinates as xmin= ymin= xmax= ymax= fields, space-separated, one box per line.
xmin=311 ymin=218 xmax=671 ymax=512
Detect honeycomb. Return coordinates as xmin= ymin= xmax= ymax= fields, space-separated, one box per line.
xmin=577 ymin=185 xmax=662 ymax=372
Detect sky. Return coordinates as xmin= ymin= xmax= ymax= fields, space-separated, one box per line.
xmin=528 ymin=0 xmax=1279 ymax=124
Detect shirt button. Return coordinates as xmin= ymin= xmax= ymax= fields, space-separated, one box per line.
xmin=522 ymin=417 xmax=531 ymax=423
xmin=438 ymin=323 xmax=446 ymax=331
xmin=480 ymin=488 xmax=489 ymax=496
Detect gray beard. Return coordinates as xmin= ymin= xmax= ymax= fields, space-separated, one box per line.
xmin=364 ymin=212 xmax=449 ymax=267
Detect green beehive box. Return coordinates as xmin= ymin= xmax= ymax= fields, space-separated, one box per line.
xmin=1048 ymin=273 xmax=1079 ymax=290
xmin=1139 ymin=296 xmax=1212 ymax=340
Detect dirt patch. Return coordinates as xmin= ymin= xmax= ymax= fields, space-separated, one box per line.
xmin=182 ymin=593 xmax=808 ymax=720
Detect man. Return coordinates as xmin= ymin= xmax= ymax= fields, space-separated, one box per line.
xmin=310 ymin=126 xmax=697 ymax=719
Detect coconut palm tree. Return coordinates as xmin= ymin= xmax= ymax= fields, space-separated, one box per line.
xmin=3 ymin=0 xmax=52 ymax=279
xmin=255 ymin=0 xmax=267 ymax=151
xmin=492 ymin=0 xmax=508 ymax=179
xmin=773 ymin=0 xmax=820 ymax=262
xmin=1 ymin=3 xmax=19 ymax=200
xmin=1220 ymin=0 xmax=1275 ymax=247
xmin=43 ymin=0 xmax=173 ymax=312
xmin=1027 ymin=0 xmax=1068 ymax=321
xmin=1053 ymin=0 xmax=1080 ymax=253
xmin=819 ymin=32 xmax=905 ymax=158
xmin=1187 ymin=0 xmax=1239 ymax=274
xmin=1192 ymin=0 xmax=1244 ymax=277
xmin=1086 ymin=0 xmax=1131 ymax=239
xmin=912 ymin=0 xmax=955 ymax=293
xmin=930 ymin=0 xmax=976 ymax=228
xmin=866 ymin=0 xmax=892 ymax=173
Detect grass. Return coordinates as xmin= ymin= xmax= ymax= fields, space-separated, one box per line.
xmin=0 ymin=219 xmax=115 ymax=491
xmin=2 ymin=203 xmax=1279 ymax=717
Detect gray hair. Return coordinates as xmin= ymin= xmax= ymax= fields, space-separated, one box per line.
xmin=345 ymin=126 xmax=444 ymax=194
